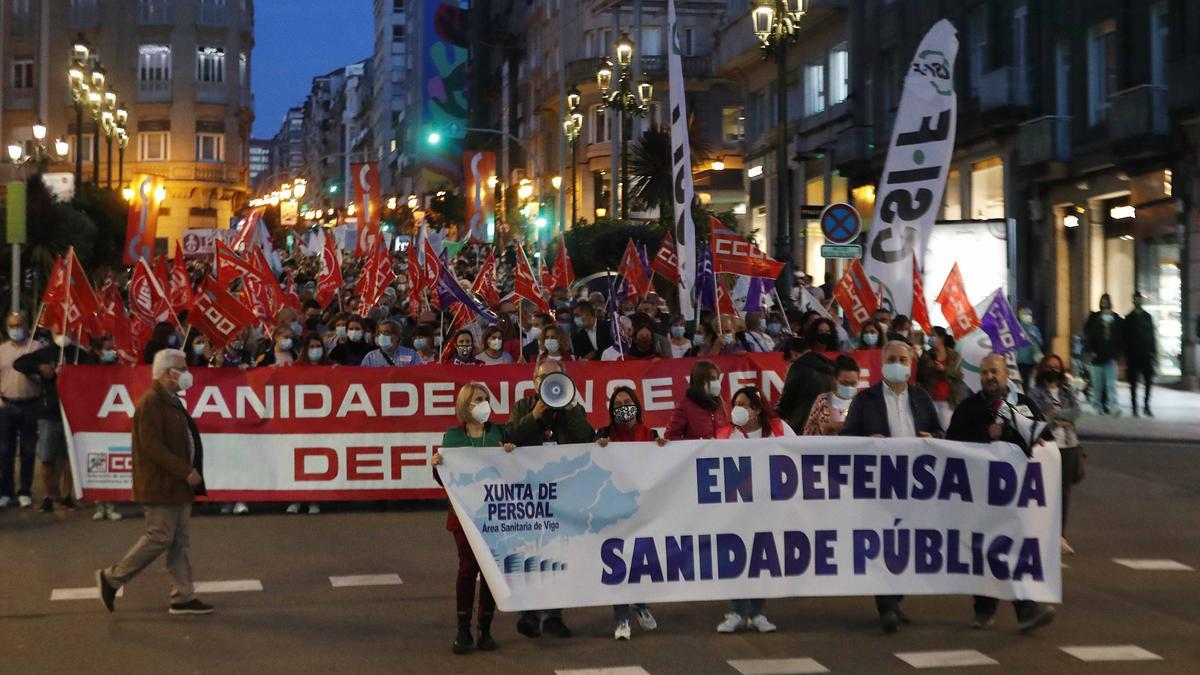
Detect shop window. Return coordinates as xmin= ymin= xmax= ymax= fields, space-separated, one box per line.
xmin=942 ymin=168 xmax=962 ymax=220
xmin=970 ymin=157 xmax=1004 ymax=219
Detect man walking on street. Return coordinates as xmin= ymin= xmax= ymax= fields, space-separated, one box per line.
xmin=1123 ymin=292 xmax=1157 ymax=417
xmin=0 ymin=313 xmax=45 ymax=508
xmin=946 ymin=353 xmax=1056 ymax=633
xmin=1082 ymin=294 xmax=1122 ymax=415
xmin=97 ymin=349 xmax=213 ymax=615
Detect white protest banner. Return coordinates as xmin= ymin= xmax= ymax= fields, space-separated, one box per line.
xmin=863 ymin=19 xmax=958 ymax=315
xmin=668 ymin=0 xmax=697 ymax=318
xmin=438 ymin=436 xmax=1061 ymax=612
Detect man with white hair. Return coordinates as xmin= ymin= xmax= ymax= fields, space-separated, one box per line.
xmin=97 ymin=348 xmax=212 ymax=615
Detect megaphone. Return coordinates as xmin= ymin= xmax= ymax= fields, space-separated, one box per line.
xmin=538 ymin=371 xmax=577 ymax=409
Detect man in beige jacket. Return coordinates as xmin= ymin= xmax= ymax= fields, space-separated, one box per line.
xmin=97 ymin=348 xmax=212 ymax=615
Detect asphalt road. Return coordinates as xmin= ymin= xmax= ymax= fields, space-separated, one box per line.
xmin=1 ymin=440 xmax=1197 ymax=675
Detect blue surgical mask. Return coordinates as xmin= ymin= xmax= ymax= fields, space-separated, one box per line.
xmin=766 ymin=322 xmax=781 ymax=335
xmin=882 ymin=362 xmax=910 ymax=384
xmin=100 ymin=349 xmax=118 ymax=363
xmin=192 ymin=343 xmax=207 ymax=356
xmin=336 ymin=326 xmax=348 ymax=338
xmin=307 ymin=347 xmax=324 ymax=362
xmin=722 ymin=333 xmax=734 ymax=346
xmin=544 ymin=338 xmax=560 ymax=353
xmin=574 ymin=316 xmax=585 ymax=329
xmin=377 ymin=334 xmax=393 ymax=349
xmin=347 ymin=329 xmax=364 ymax=342
xmin=693 ymin=333 xmax=706 ymax=347
xmin=8 ymin=327 xmax=26 ymax=342
xmin=863 ymin=332 xmax=880 ymax=347
xmin=670 ymin=326 xmax=686 ymax=338
xmin=278 ymin=338 xmax=293 ymax=351
xmin=836 ymin=384 xmax=858 ymax=399
xmin=413 ymin=337 xmax=429 ymax=351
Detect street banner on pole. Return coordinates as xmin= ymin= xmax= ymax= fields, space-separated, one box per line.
xmin=862 ymin=19 xmax=958 ymax=316
xmin=668 ymin=0 xmax=697 ymax=318
xmin=352 ymin=162 xmax=381 ymax=257
xmin=440 ymin=436 xmax=1061 ymax=611
xmin=465 ymin=151 xmax=496 ymax=242
xmin=5 ymin=180 xmax=26 ymax=244
xmin=124 ymin=175 xmax=163 ymax=264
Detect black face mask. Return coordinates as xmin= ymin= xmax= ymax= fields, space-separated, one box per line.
xmin=819 ymin=333 xmax=837 ymax=349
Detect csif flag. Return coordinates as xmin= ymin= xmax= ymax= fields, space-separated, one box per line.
xmin=667 ymin=0 xmax=697 ymax=318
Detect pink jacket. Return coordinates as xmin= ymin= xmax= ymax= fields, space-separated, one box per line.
xmin=666 ymin=394 xmax=731 ymax=440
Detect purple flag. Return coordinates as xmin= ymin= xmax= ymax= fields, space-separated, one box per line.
xmin=436 ymin=265 xmax=498 ymax=324
xmin=980 ymin=291 xmax=1031 ymax=355
xmin=744 ymin=277 xmax=772 ymax=313
xmin=696 ymin=244 xmax=716 ymax=311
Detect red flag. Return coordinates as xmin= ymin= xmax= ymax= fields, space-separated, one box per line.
xmin=833 ymin=259 xmax=879 ymax=334
xmin=449 ymin=301 xmax=475 ymax=333
xmin=474 ymin=249 xmax=500 ymax=308
xmin=911 ymin=253 xmax=932 ymax=334
xmin=42 ymin=248 xmax=103 ymax=337
xmin=618 ymin=239 xmax=651 ymax=304
xmin=315 ymin=234 xmax=344 ymax=309
xmin=716 ymin=280 xmax=738 ymax=318
xmin=357 ymin=243 xmax=396 ymax=311
xmin=282 ymin=273 xmax=303 ymax=312
xmin=98 ymin=282 xmax=138 ymax=363
xmin=232 ymin=206 xmax=266 ymax=253
xmin=421 ymin=238 xmax=443 ymax=310
xmin=650 ymin=232 xmax=682 ymax=285
xmin=37 ymin=256 xmax=68 ymax=333
xmin=935 ymin=263 xmax=980 ymax=339
xmin=552 ymin=239 xmax=575 ymax=290
xmin=513 ymin=245 xmax=550 ymax=313
xmin=128 ymin=257 xmax=174 ymax=328
xmin=710 ymin=216 xmax=785 ymax=279
xmin=169 ymin=242 xmax=195 ymax=312
xmin=539 ymin=262 xmax=555 ymax=298
xmin=189 ymin=275 xmax=258 ymax=350
xmin=215 ymin=240 xmax=258 ymax=289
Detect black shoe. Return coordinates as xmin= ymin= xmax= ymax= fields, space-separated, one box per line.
xmin=169 ymin=598 xmax=214 ymax=615
xmin=61 ymin=496 xmax=79 ymax=510
xmin=452 ymin=628 xmax=475 ymax=654
xmin=970 ymin=612 xmax=995 ymax=629
xmin=1132 ymin=408 xmax=1140 ymax=418
xmin=476 ymin=630 xmax=497 ymax=651
xmin=541 ymin=616 xmax=572 ymax=638
xmin=38 ymin=497 xmax=54 ymax=513
xmin=96 ymin=570 xmax=116 ymax=613
xmin=880 ymin=610 xmax=900 ymax=633
xmin=1018 ymin=605 xmax=1055 ymax=633
xmin=896 ymin=608 xmax=913 ymax=625
xmin=1144 ymin=407 xmax=1153 ymax=417
xmin=516 ymin=613 xmax=541 ymax=638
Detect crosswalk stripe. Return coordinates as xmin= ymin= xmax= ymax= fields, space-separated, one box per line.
xmin=549 ymin=662 xmax=648 ymax=667
xmin=50 ymin=587 xmax=124 ymax=601
xmin=894 ymin=649 xmax=998 ymax=668
xmin=1060 ymin=645 xmax=1163 ymax=662
xmin=728 ymin=657 xmax=830 ymax=674
xmin=329 ymin=574 xmax=403 ymax=588
xmin=193 ymin=579 xmax=263 ymax=593
xmin=1113 ymin=558 xmax=1194 ymax=571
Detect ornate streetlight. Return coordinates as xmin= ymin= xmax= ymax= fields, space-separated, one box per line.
xmin=751 ymin=0 xmax=807 ymax=301
xmin=597 ymin=33 xmax=652 ymax=221
xmin=562 ymin=85 xmax=583 ymax=227
xmin=68 ymin=34 xmax=91 ymax=186
xmin=88 ymin=63 xmax=106 ymax=185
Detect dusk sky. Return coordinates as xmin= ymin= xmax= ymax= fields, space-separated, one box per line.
xmin=251 ymin=0 xmax=374 ymax=139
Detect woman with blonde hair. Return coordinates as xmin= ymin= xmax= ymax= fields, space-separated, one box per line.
xmin=432 ymin=383 xmax=514 ymax=654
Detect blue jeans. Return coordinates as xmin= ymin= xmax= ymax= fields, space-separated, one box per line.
xmin=0 ymin=403 xmax=39 ymax=497
xmin=1089 ymin=361 xmax=1118 ymax=411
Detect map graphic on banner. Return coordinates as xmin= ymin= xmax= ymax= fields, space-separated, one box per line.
xmin=863 ymin=19 xmax=958 ymax=316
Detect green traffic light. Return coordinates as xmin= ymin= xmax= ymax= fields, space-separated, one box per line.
xmin=328 ymin=184 xmax=339 ymax=194
xmin=427 ymin=131 xmax=441 ymax=145
xmin=535 ymin=217 xmax=548 ymax=230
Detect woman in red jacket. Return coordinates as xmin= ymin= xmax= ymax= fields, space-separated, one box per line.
xmin=596 ymin=386 xmax=666 ymax=640
xmin=665 ymin=360 xmax=731 ymax=440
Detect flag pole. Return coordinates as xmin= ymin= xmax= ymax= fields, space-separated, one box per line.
xmin=74 ymin=326 xmax=82 ymax=364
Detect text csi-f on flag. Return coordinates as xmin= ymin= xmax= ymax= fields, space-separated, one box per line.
xmin=668 ymin=0 xmax=697 ymax=318
xmin=438 ymin=436 xmax=1061 ymax=612
xmin=863 ymin=19 xmax=958 ymax=316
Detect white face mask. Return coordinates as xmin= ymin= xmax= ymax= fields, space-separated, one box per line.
xmin=527 ymin=326 xmax=543 ymax=341
xmin=54 ymin=334 xmax=71 ymax=348
xmin=882 ymin=362 xmax=910 ymax=384
xmin=730 ymin=405 xmax=751 ymax=427
xmin=488 ymin=337 xmax=503 ymax=351
xmin=174 ymin=369 xmax=194 ymax=392
xmin=706 ymin=380 xmax=722 ymax=398
xmin=470 ymin=401 xmax=492 ymax=424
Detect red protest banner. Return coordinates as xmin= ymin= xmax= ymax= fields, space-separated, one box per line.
xmin=59 ymin=351 xmax=884 ymax=502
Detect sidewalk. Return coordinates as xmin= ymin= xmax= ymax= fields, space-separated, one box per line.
xmin=1075 ymin=381 xmax=1200 ymax=442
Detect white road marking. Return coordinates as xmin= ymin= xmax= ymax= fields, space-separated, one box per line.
xmin=894 ymin=650 xmax=998 ymax=668
xmin=1113 ymin=558 xmax=1194 ymax=571
xmin=1060 ymin=645 xmax=1163 ymax=662
xmin=329 ymin=574 xmax=403 ymax=588
xmin=193 ymin=579 xmax=263 ymax=593
xmin=728 ymin=657 xmax=830 ymax=674
xmin=556 ymin=662 xmax=652 ymax=667
xmin=50 ymin=587 xmax=124 ymax=601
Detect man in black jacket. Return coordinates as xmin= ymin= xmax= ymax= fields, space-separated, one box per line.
xmin=570 ymin=302 xmax=611 ymax=360
xmin=775 ymin=320 xmax=837 ymax=432
xmin=1123 ymin=292 xmax=1157 ymax=416
xmin=842 ymin=340 xmax=942 ymax=633
xmin=505 ymin=358 xmax=594 ymax=639
xmin=1081 ymin=293 xmax=1122 ymax=415
xmin=946 ymin=353 xmax=1056 ymax=633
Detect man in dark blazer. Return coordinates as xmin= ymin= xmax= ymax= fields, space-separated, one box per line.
xmin=842 ymin=340 xmax=942 ymax=633
xmin=97 ymin=348 xmax=212 ymax=616
xmin=571 ymin=301 xmax=611 ymax=360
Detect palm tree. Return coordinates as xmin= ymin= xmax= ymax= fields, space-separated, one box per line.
xmin=628 ymin=112 xmax=711 ymax=224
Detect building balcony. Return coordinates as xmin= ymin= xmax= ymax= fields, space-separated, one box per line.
xmin=1017 ymin=115 xmax=1071 ymax=167
xmin=138 ymin=80 xmax=172 ymax=102
xmin=1108 ymin=85 xmax=1168 ymax=142
xmin=197 ymin=81 xmax=228 ymax=104
xmin=977 ymin=66 xmax=1029 ymax=112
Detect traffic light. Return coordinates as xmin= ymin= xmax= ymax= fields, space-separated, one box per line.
xmin=328 ymin=181 xmax=340 ymax=194
xmin=427 ymin=131 xmax=441 ymax=146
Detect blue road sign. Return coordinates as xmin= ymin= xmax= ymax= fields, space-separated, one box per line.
xmin=820 ymin=202 xmax=862 ymax=245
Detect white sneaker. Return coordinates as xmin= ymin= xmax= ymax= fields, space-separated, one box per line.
xmin=613 ymin=619 xmax=631 ymax=640
xmin=717 ymin=613 xmax=746 ymax=633
xmin=106 ymin=507 xmax=122 ymax=521
xmin=748 ymin=614 xmax=777 ymax=633
xmin=93 ymin=505 xmax=106 ymax=521
xmin=0 ymin=496 xmax=12 ymax=508
xmin=635 ymin=607 xmax=657 ymax=631
xmin=307 ymin=503 xmax=320 ymax=515
xmin=285 ymin=503 xmax=301 ymax=514
xmin=232 ymin=502 xmax=249 ymax=515
xmin=18 ymin=495 xmax=33 ymax=508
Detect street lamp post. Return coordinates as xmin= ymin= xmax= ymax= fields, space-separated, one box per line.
xmin=752 ymin=0 xmax=807 ymax=303
xmin=562 ymin=86 xmax=583 ymax=229
xmin=68 ymin=34 xmax=91 ymax=189
xmin=89 ymin=64 xmax=106 ymax=185
xmin=597 ymin=34 xmax=652 ymax=222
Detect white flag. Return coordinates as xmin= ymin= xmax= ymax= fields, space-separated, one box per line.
xmin=668 ymin=0 xmax=697 ymax=318
xmin=863 ymin=19 xmax=958 ymax=316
